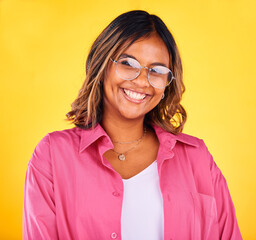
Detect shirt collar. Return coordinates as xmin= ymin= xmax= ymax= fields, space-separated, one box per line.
xmin=79 ymin=124 xmax=112 ymax=153
xmin=79 ymin=123 xmax=199 ymax=153
xmin=152 ymin=124 xmax=199 ymax=148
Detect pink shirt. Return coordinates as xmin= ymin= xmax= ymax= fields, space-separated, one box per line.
xmin=23 ymin=124 xmax=242 ymax=240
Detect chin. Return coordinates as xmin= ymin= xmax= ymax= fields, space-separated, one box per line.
xmin=118 ymin=109 xmax=145 ymax=121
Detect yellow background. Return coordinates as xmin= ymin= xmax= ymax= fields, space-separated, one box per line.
xmin=1 ymin=0 xmax=255 ymax=239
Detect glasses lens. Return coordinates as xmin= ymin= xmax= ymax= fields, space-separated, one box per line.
xmin=148 ymin=66 xmax=173 ymax=89
xmin=115 ymin=57 xmax=140 ymax=80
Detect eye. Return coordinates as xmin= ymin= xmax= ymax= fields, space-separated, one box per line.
xmin=118 ymin=57 xmax=140 ymax=69
xmin=151 ymin=66 xmax=170 ymax=75
xmin=120 ymin=60 xmax=132 ymax=67
xmin=150 ymin=68 xmax=158 ymax=74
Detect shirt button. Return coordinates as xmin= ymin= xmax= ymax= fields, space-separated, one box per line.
xmin=111 ymin=232 xmax=118 ymax=239
xmin=112 ymin=191 xmax=120 ymax=197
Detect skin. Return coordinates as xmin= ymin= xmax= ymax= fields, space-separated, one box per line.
xmin=101 ymin=33 xmax=170 ymax=179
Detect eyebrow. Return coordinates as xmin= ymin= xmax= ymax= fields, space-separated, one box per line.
xmin=119 ymin=53 xmax=168 ymax=67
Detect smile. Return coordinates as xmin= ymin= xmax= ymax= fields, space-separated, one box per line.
xmin=123 ymin=89 xmax=146 ymax=100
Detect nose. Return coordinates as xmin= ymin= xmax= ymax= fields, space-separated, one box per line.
xmin=132 ymin=67 xmax=150 ymax=87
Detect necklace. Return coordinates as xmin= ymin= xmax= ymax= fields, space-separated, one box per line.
xmin=112 ymin=128 xmax=147 ymax=161
xmin=113 ymin=129 xmax=146 ymax=144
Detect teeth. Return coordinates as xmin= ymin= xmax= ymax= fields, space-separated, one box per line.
xmin=124 ymin=89 xmax=146 ymax=100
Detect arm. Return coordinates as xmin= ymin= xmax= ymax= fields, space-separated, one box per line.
xmin=204 ymin=143 xmax=243 ymax=239
xmin=23 ymin=134 xmax=58 ymax=240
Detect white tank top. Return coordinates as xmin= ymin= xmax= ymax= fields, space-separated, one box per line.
xmin=121 ymin=160 xmax=164 ymax=240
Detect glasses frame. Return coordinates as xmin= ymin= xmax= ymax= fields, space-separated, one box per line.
xmin=110 ymin=58 xmax=175 ymax=89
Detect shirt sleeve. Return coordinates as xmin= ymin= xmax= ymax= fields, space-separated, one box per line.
xmin=203 ymin=141 xmax=243 ymax=239
xmin=23 ymin=134 xmax=58 ymax=240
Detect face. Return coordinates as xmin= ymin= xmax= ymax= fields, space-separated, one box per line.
xmin=102 ymin=33 xmax=170 ymax=122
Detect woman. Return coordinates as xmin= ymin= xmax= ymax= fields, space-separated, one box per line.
xmin=23 ymin=10 xmax=242 ymax=239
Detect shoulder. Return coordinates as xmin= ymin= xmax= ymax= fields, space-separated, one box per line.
xmin=47 ymin=127 xmax=82 ymax=141
xmin=175 ymin=132 xmax=204 ymax=148
xmin=29 ymin=127 xmax=83 ymax=170
xmin=175 ymin=132 xmax=212 ymax=159
xmin=154 ymin=125 xmax=212 ymax=165
xmin=175 ymin=132 xmax=222 ymax=184
xmin=153 ymin=124 xmax=210 ymax=156
xmin=32 ymin=127 xmax=83 ymax=158
xmin=158 ymin=129 xmax=214 ymax=173
xmin=44 ymin=127 xmax=85 ymax=154
xmin=174 ymin=132 xmax=222 ymax=195
xmin=153 ymin=124 xmax=206 ymax=149
xmin=175 ymin=132 xmax=211 ymax=163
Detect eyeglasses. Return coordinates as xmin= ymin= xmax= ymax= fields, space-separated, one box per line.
xmin=110 ymin=57 xmax=175 ymax=89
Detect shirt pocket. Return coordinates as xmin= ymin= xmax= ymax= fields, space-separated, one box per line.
xmin=191 ymin=192 xmax=219 ymax=240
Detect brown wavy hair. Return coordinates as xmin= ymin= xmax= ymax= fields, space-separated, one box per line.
xmin=66 ymin=10 xmax=187 ymax=134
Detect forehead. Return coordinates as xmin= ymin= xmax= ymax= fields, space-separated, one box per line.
xmin=119 ymin=34 xmax=170 ymax=66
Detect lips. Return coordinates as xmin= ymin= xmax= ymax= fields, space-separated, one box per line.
xmin=123 ymin=88 xmax=147 ymax=100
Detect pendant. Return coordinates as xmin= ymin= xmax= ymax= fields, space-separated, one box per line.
xmin=118 ymin=154 xmax=126 ymax=161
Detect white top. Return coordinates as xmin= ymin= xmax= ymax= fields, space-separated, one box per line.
xmin=121 ymin=160 xmax=164 ymax=240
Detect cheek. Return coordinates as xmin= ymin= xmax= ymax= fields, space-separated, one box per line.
xmin=155 ymin=89 xmax=165 ymax=100
xmin=148 ymin=90 xmax=165 ymax=111
xmin=103 ymin=71 xmax=115 ymax=92
xmin=104 ymin=66 xmax=122 ymax=88
xmin=153 ymin=89 xmax=166 ymax=106
xmin=102 ymin=75 xmax=121 ymax=104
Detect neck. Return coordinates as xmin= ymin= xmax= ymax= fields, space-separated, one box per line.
xmin=101 ymin=112 xmax=145 ymax=143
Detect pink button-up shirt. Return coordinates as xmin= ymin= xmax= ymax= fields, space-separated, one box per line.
xmin=23 ymin=124 xmax=242 ymax=240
